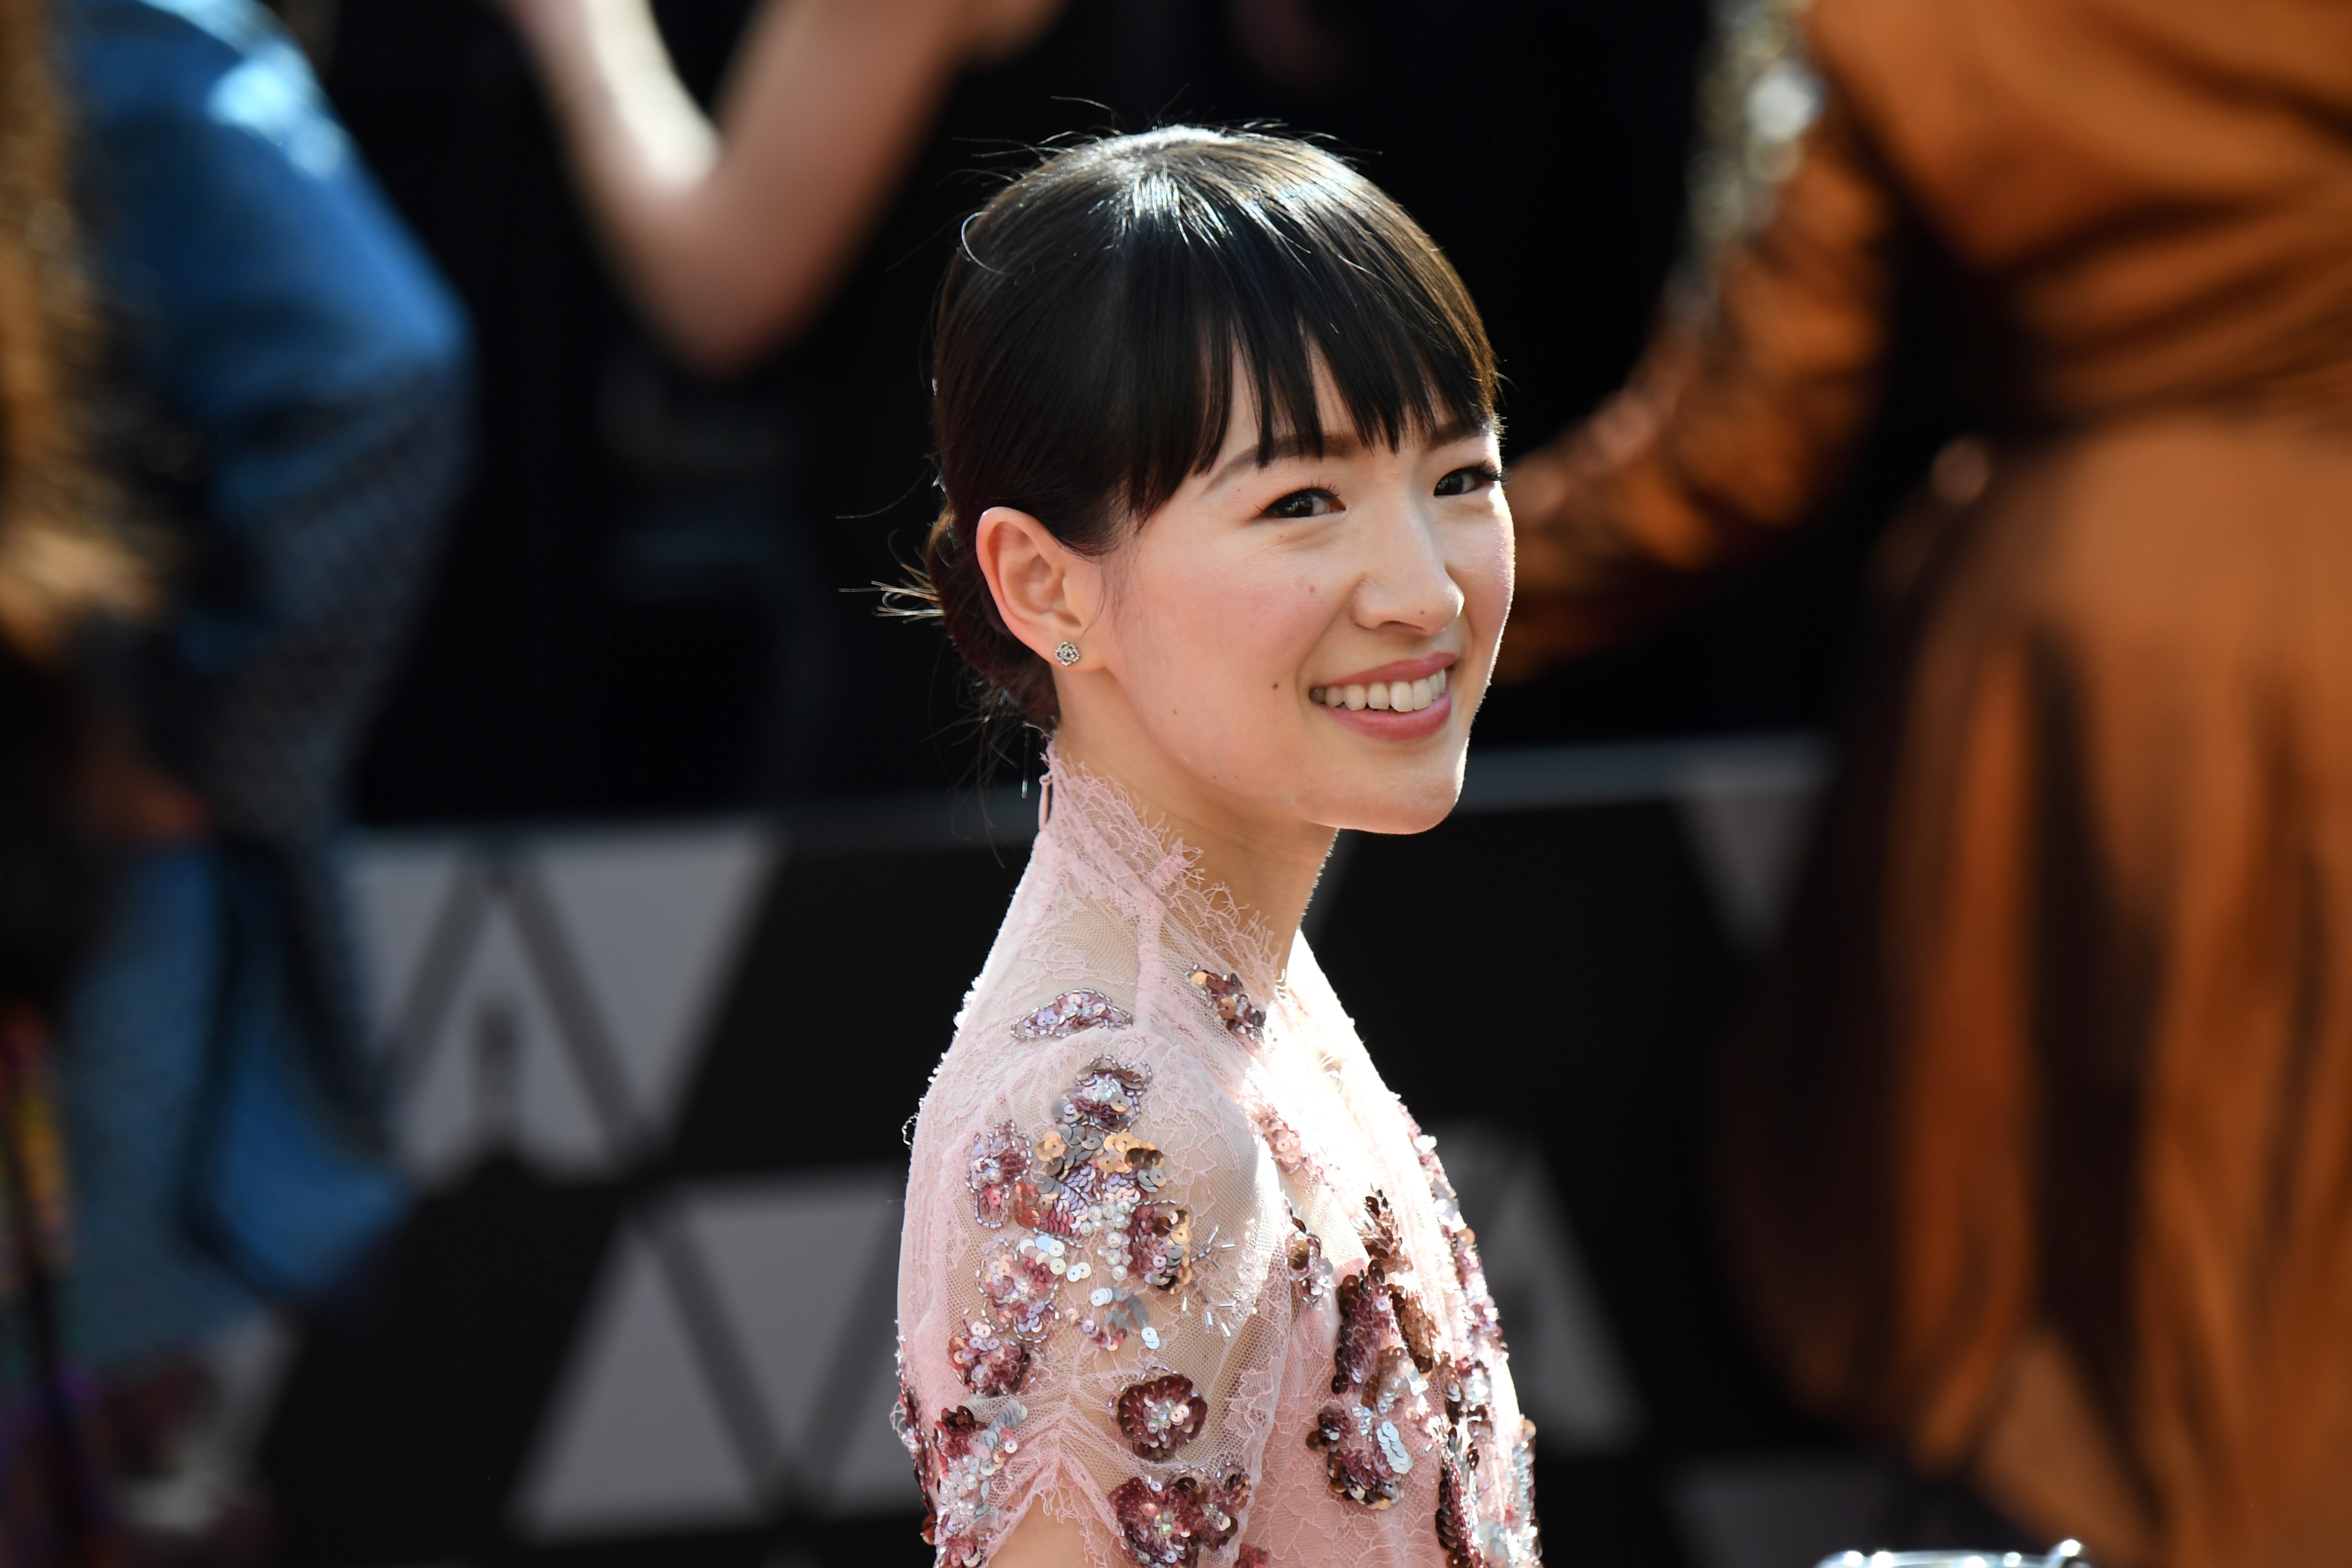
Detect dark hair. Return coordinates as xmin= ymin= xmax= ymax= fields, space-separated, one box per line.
xmin=911 ymin=127 xmax=1498 ymax=726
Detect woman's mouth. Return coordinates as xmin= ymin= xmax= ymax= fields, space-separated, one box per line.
xmin=1308 ymin=665 xmax=1448 ymax=713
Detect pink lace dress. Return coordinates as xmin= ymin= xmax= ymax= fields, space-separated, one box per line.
xmin=894 ymin=760 xmax=1542 ymax=1568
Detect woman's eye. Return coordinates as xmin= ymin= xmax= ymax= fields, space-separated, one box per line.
xmin=1263 ymin=487 xmax=1342 ymax=520
xmin=1435 ymin=463 xmax=1504 ymax=498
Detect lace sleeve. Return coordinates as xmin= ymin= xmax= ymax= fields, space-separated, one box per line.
xmin=895 ymin=1001 xmax=1292 ymax=1568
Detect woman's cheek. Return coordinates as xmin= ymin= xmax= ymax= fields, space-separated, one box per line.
xmin=1200 ymin=556 xmax=1321 ymax=674
xmin=1452 ymin=519 xmax=1513 ymax=651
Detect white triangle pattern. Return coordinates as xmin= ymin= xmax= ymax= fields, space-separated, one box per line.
xmin=512 ymin=1222 xmax=764 ymax=1538
xmin=535 ymin=825 xmax=777 ymax=1143
xmin=343 ymin=839 xmax=462 ymax=1048
xmin=674 ymin=1171 xmax=899 ymax=1466
xmin=513 ymin=1173 xmax=914 ymax=1539
xmin=396 ymin=896 xmax=614 ymax=1185
xmin=348 ymin=822 xmax=774 ymax=1186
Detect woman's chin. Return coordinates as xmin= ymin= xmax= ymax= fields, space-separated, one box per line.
xmin=1308 ymin=762 xmax=1466 ymax=836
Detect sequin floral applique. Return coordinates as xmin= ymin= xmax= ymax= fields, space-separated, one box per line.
xmin=1012 ymin=990 xmax=1134 ymax=1041
xmin=1409 ymin=1125 xmax=1541 ymax=1568
xmin=1109 ymin=1470 xmax=1252 ymax=1567
xmin=1114 ymin=1370 xmax=1209 ymax=1458
xmin=966 ymin=1122 xmax=1032 ymax=1229
xmin=948 ymin=1316 xmax=1030 ymax=1397
xmin=955 ymin=1049 xmax=1239 ymax=1393
xmin=979 ymin=1232 xmax=1064 ymax=1341
xmin=1187 ymin=968 xmax=1265 ymax=1045
xmin=923 ymin=1401 xmax=1028 ymax=1568
xmin=1308 ymin=1192 xmax=1442 ymax=1511
xmin=1235 ymin=1548 xmax=1270 ymax=1568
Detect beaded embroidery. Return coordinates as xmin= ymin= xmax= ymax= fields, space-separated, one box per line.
xmin=1407 ymin=1126 xmax=1542 ymax=1568
xmin=907 ymin=754 xmax=1544 ymax=1568
xmin=1307 ymin=1192 xmax=1441 ymax=1511
xmin=923 ymin=1401 xmax=1028 ymax=1568
xmin=1285 ymin=1209 xmax=1331 ymax=1309
xmin=1012 ymin=989 xmax=1134 ymax=1041
xmin=954 ymin=1048 xmax=1236 ymax=1422
xmin=966 ymin=1122 xmax=1032 ymax=1229
xmin=1109 ymin=1469 xmax=1252 ymax=1567
xmin=1187 ymin=968 xmax=1266 ymax=1045
xmin=1114 ymin=1370 xmax=1209 ymax=1458
xmin=947 ymin=1317 xmax=1030 ymax=1397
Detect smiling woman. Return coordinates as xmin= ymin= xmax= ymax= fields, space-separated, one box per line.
xmin=892 ymin=130 xmax=1536 ymax=1568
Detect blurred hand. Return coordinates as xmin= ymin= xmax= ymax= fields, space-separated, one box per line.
xmin=480 ymin=0 xmax=586 ymax=49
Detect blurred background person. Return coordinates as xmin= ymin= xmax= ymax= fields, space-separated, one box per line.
xmin=1503 ymin=0 xmax=2352 ymax=1561
xmin=486 ymin=0 xmax=1067 ymax=376
xmin=0 ymin=0 xmax=154 ymax=1562
xmin=464 ymin=0 xmax=1070 ymax=802
xmin=53 ymin=0 xmax=472 ymax=1557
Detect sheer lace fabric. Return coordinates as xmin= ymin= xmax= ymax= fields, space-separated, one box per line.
xmin=895 ymin=759 xmax=1540 ymax=1568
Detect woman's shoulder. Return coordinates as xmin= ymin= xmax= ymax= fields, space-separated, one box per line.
xmin=918 ymin=987 xmax=1251 ymax=1161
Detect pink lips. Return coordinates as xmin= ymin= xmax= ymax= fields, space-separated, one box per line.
xmin=1308 ymin=653 xmax=1459 ymax=740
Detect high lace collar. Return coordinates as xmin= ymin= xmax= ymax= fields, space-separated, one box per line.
xmin=1038 ymin=748 xmax=1283 ymax=989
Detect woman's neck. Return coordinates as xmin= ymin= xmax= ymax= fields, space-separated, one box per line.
xmin=1050 ymin=723 xmax=1335 ymax=992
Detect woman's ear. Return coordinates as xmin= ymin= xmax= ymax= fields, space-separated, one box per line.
xmin=973 ymin=505 xmax=1100 ymax=668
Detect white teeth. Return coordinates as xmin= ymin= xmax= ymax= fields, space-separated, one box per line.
xmin=1313 ymin=669 xmax=1452 ymax=712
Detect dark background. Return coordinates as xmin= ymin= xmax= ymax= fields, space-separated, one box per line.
xmin=335 ymin=0 xmax=1954 ymax=826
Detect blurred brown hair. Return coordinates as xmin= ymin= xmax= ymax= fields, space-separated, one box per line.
xmin=0 ymin=0 xmax=152 ymax=1013
xmin=0 ymin=0 xmax=147 ymax=660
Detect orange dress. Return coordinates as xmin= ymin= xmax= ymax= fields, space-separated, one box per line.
xmin=1502 ymin=1 xmax=2352 ymax=1563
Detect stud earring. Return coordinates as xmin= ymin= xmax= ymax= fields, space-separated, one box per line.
xmin=1053 ymin=641 xmax=1081 ymax=667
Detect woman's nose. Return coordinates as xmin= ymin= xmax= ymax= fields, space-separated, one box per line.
xmin=1353 ymin=501 xmax=1463 ymax=632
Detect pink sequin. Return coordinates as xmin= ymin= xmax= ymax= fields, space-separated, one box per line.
xmin=1108 ymin=1471 xmax=1251 ymax=1567
xmin=1404 ymin=1122 xmax=1542 ymax=1565
xmin=1127 ymin=1201 xmax=1192 ymax=1290
xmin=1436 ymin=1447 xmax=1481 ymax=1568
xmin=926 ymin=1401 xmax=1028 ymax=1568
xmin=1286 ymin=1212 xmax=1331 ymax=1309
xmin=1115 ymin=1371 xmax=1209 ymax=1458
xmin=978 ymin=1241 xmax=1060 ymax=1340
xmin=1307 ymin=1403 xmax=1402 ymax=1509
xmin=1331 ymin=1264 xmax=1398 ymax=1394
xmin=1309 ymin=1193 xmax=1439 ymax=1513
xmin=965 ymin=1122 xmax=1031 ymax=1229
xmin=1187 ymin=968 xmax=1266 ymax=1045
xmin=1012 ymin=989 xmax=1134 ymax=1041
xmin=948 ymin=1318 xmax=1031 ymax=1397
xmin=1060 ymin=1057 xmax=1150 ymax=1131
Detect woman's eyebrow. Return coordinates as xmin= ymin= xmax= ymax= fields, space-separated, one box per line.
xmin=1210 ymin=429 xmax=1363 ymax=488
xmin=1430 ymin=417 xmax=1496 ymax=446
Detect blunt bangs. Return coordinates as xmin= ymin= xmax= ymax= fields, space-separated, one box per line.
xmin=935 ymin=128 xmax=1499 ymax=546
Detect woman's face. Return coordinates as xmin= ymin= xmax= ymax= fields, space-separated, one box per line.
xmin=1072 ymin=377 xmax=1513 ymax=836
